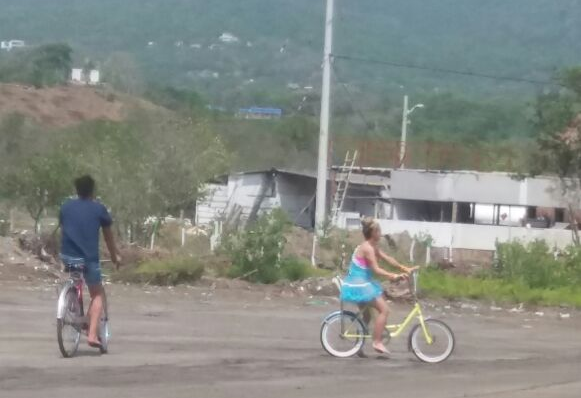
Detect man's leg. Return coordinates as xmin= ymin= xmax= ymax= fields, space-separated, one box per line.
xmin=85 ymin=262 xmax=104 ymax=346
xmin=87 ymin=283 xmax=104 ymax=345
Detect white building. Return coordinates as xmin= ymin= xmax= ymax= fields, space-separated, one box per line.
xmin=196 ymin=169 xmax=319 ymax=230
xmin=197 ymin=166 xmax=579 ymax=264
xmin=70 ymin=68 xmax=101 ymax=85
xmin=218 ymin=32 xmax=239 ymax=43
xmin=335 ymin=168 xmax=578 ymax=261
xmin=0 ymin=40 xmax=26 ymax=51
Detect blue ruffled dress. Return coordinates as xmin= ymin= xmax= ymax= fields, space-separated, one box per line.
xmin=340 ymin=249 xmax=383 ymax=303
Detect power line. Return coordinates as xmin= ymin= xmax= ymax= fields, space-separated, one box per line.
xmin=333 ymin=54 xmax=564 ymax=87
xmin=332 ymin=63 xmax=376 ymax=132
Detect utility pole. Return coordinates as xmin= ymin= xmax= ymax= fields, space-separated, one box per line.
xmin=399 ymin=95 xmax=409 ymax=168
xmin=399 ymin=95 xmax=424 ymax=169
xmin=315 ymin=0 xmax=335 ymax=236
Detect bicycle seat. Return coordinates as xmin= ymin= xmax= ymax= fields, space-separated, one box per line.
xmin=63 ymin=263 xmax=85 ymax=273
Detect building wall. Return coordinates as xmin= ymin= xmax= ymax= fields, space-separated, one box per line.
xmin=195 ymin=183 xmax=228 ymax=225
xmin=89 ymin=70 xmax=100 ymax=84
xmin=71 ymin=69 xmax=83 ymax=82
xmin=196 ymin=172 xmax=316 ymax=229
xmin=378 ymin=219 xmax=574 ymax=251
xmin=225 ymin=173 xmax=278 ymax=220
xmin=391 ymin=170 xmax=568 ymax=208
xmin=341 ymin=185 xmax=383 ymax=218
xmin=277 ymin=174 xmax=316 ymax=229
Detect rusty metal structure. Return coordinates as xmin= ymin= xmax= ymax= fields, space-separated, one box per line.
xmin=334 ymin=137 xmax=526 ymax=172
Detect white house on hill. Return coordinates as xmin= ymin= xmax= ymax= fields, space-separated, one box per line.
xmin=1 ymin=40 xmax=25 ymax=51
xmin=219 ymin=32 xmax=239 ymax=43
xmin=71 ymin=68 xmax=101 ymax=85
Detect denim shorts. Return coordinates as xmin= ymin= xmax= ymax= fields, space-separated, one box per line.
xmin=60 ymin=254 xmax=102 ymax=286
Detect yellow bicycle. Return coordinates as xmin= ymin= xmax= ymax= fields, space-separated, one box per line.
xmin=320 ymin=270 xmax=455 ymax=363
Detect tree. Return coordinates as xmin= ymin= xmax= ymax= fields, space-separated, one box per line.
xmin=29 ymin=44 xmax=73 ymax=88
xmin=1 ymin=150 xmax=75 ymax=232
xmin=275 ymin=116 xmax=318 ymax=151
xmin=145 ymin=118 xmax=229 ymax=217
xmin=533 ymin=67 xmax=581 ymax=244
xmin=61 ymin=116 xmax=230 ymax=244
xmin=145 ymin=86 xmax=206 ymax=114
xmin=65 ymin=120 xmax=151 ymax=240
xmin=0 ymin=43 xmax=72 ymax=87
xmin=0 ymin=114 xmax=28 ymax=172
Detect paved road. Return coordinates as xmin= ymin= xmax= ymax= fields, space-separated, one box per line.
xmin=1 ymin=282 xmax=580 ymax=398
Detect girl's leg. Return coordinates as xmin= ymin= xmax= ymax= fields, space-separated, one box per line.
xmin=371 ymin=296 xmax=390 ymax=353
xmin=358 ymin=304 xmax=372 ymax=326
xmin=357 ymin=304 xmax=373 ymax=358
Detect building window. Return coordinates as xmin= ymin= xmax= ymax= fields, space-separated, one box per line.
xmin=265 ymin=180 xmax=276 ymax=197
xmin=555 ymin=208 xmax=565 ymax=223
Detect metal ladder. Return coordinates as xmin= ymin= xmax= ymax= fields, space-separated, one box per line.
xmin=331 ymin=150 xmax=358 ymax=224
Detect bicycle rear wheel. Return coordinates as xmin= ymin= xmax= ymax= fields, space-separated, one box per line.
xmin=408 ymin=319 xmax=455 ymax=363
xmin=320 ymin=311 xmax=366 ymax=358
xmin=99 ymin=309 xmax=110 ymax=354
xmin=57 ymin=288 xmax=81 ymax=358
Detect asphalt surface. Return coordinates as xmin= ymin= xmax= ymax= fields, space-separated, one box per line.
xmin=1 ymin=282 xmax=580 ymax=398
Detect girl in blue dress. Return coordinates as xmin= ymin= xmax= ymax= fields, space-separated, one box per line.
xmin=341 ymin=218 xmax=416 ymax=355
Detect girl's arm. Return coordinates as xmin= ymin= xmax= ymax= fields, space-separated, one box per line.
xmin=377 ymin=249 xmax=415 ymax=273
xmin=365 ymin=246 xmax=401 ymax=281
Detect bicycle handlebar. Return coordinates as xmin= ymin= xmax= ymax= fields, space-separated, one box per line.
xmin=408 ymin=269 xmax=420 ymax=297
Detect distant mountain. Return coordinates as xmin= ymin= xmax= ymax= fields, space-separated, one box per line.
xmin=1 ymin=0 xmax=580 ymax=104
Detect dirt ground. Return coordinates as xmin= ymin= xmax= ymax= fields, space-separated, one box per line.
xmin=1 ymin=278 xmax=581 ymax=398
xmin=0 ymin=83 xmax=161 ymax=127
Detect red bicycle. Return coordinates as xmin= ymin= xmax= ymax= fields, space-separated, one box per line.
xmin=56 ymin=263 xmax=110 ymax=357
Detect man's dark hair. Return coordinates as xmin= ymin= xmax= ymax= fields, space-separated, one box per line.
xmin=74 ymin=175 xmax=95 ymax=199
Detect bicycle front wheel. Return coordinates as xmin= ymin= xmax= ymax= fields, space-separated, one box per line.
xmin=409 ymin=319 xmax=455 ymax=363
xmin=320 ymin=311 xmax=366 ymax=358
xmin=57 ymin=288 xmax=81 ymax=358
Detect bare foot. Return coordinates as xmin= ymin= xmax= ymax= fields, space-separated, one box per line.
xmin=372 ymin=342 xmax=391 ymax=356
xmin=87 ymin=335 xmax=102 ymax=349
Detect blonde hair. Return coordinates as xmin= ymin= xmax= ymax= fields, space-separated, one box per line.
xmin=361 ymin=217 xmax=380 ymax=240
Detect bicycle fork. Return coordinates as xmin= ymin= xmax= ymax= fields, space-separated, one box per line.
xmin=409 ymin=304 xmax=434 ymax=345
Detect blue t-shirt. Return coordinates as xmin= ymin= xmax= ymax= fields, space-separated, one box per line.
xmin=59 ymin=198 xmax=113 ymax=263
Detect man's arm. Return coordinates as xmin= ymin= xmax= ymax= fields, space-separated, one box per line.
xmin=102 ymin=226 xmax=120 ymax=269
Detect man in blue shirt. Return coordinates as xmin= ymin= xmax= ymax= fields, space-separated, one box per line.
xmin=60 ymin=175 xmax=119 ymax=349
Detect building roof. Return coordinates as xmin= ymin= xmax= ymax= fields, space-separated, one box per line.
xmin=232 ymin=168 xmax=317 ymax=179
xmin=208 ymin=168 xmax=319 ymax=184
xmin=238 ymin=107 xmax=283 ymax=116
xmin=390 ymin=168 xmax=567 ymax=207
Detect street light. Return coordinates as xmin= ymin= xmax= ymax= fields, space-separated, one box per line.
xmin=408 ymin=103 xmax=425 ymax=114
xmin=399 ymin=95 xmax=424 ymax=169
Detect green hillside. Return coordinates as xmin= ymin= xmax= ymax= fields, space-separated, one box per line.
xmin=1 ymin=0 xmax=580 ymax=102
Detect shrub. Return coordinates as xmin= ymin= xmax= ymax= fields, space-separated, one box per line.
xmin=495 ymin=240 xmax=577 ymax=289
xmin=115 ymin=257 xmax=204 ymax=285
xmin=222 ymin=209 xmax=291 ymax=284
xmin=279 ymin=256 xmax=311 ymax=281
xmin=420 ymin=267 xmax=581 ymax=307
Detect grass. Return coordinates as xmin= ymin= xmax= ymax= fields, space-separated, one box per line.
xmin=420 ymin=268 xmax=581 ymax=308
xmin=114 ymin=257 xmax=204 ymax=286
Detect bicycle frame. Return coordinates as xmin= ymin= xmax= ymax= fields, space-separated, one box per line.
xmin=338 ymin=271 xmax=434 ymax=344
xmin=56 ymin=270 xmax=86 ymax=326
